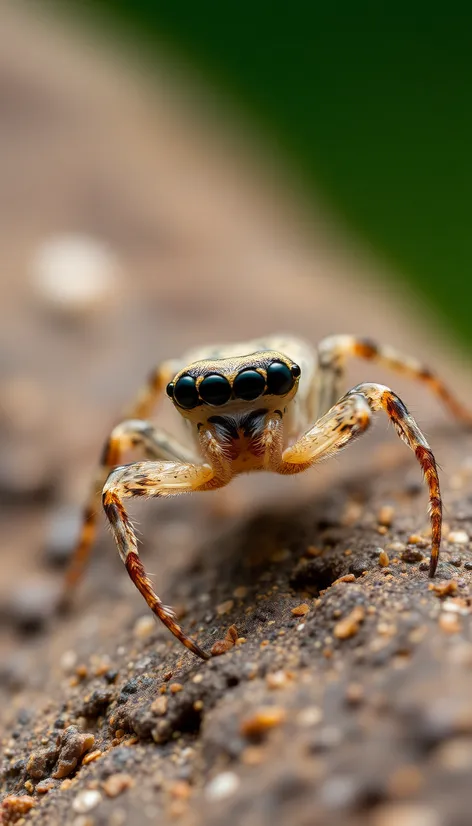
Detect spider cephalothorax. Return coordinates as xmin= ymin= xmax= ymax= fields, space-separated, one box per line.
xmin=166 ymin=351 xmax=300 ymax=413
xmin=62 ymin=334 xmax=472 ymax=660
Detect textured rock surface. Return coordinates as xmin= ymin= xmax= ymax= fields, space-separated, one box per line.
xmin=2 ymin=6 xmax=472 ymax=826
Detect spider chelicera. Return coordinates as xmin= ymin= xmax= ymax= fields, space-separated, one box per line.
xmin=62 ymin=334 xmax=472 ymax=659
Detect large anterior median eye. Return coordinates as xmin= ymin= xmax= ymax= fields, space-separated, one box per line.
xmin=234 ymin=369 xmax=265 ymax=401
xmin=199 ymin=374 xmax=232 ymax=406
xmin=267 ymin=361 xmax=295 ymax=395
xmin=173 ymin=375 xmax=199 ymax=409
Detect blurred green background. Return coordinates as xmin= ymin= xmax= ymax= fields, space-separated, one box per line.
xmin=85 ymin=3 xmax=472 ymax=346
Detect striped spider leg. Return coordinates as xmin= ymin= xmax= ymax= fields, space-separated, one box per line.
xmin=274 ymin=383 xmax=441 ymax=577
xmin=313 ymin=334 xmax=472 ymax=423
xmin=61 ymin=359 xmax=190 ymax=603
xmin=62 ymin=334 xmax=470 ymax=660
xmin=102 ymin=422 xmax=234 ymax=660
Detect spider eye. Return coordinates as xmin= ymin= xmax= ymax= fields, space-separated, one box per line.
xmin=291 ymin=363 xmax=301 ymax=378
xmin=234 ymin=369 xmax=265 ymax=401
xmin=166 ymin=382 xmax=175 ymax=398
xmin=199 ymin=374 xmax=232 ymax=406
xmin=173 ymin=376 xmax=199 ymax=409
xmin=267 ymin=362 xmax=295 ymax=395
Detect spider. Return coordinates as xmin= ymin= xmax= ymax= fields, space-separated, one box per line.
xmin=62 ymin=334 xmax=472 ymax=660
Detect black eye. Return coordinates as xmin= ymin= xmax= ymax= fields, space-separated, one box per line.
xmin=173 ymin=376 xmax=199 ymax=409
xmin=291 ymin=363 xmax=301 ymax=378
xmin=199 ymin=374 xmax=232 ymax=406
xmin=233 ymin=369 xmax=265 ymax=401
xmin=267 ymin=362 xmax=294 ymax=395
xmin=166 ymin=382 xmax=174 ymax=398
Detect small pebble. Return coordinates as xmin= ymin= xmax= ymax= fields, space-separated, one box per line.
xmin=266 ymin=670 xmax=292 ymax=690
xmin=31 ymin=234 xmax=118 ymax=315
xmin=240 ymin=706 xmax=286 ymax=739
xmin=1 ymin=794 xmax=36 ymax=819
xmin=211 ymin=624 xmax=238 ymax=656
xmin=429 ymin=580 xmax=458 ymax=598
xmin=133 ymin=615 xmax=155 ymax=639
xmin=75 ymin=664 xmax=89 ymax=681
xmin=295 ymin=706 xmax=322 ymax=727
xmin=332 ymin=574 xmax=356 ymax=585
xmin=449 ymin=555 xmax=462 ymax=567
xmin=334 ymin=606 xmax=365 ymax=640
xmin=439 ymin=613 xmax=461 ymax=634
xmin=400 ymin=548 xmax=424 ymax=563
xmin=52 ymin=726 xmax=95 ymax=779
xmin=205 ymin=771 xmax=240 ymax=801
xmin=387 ymin=542 xmax=406 ymax=553
xmin=305 ymin=545 xmax=323 ymax=557
xmin=169 ymin=780 xmax=191 ymax=800
xmin=151 ymin=696 xmax=168 ymax=716
xmin=82 ymin=750 xmax=102 ymax=765
xmin=60 ymin=649 xmax=78 ymax=673
xmin=72 ymin=789 xmax=102 ymax=814
xmin=378 ymin=549 xmax=390 ymax=567
xmin=170 ymin=683 xmax=183 ymax=694
xmin=102 ymin=773 xmax=134 ymax=798
xmin=378 ymin=505 xmax=395 ymax=527
xmin=233 ymin=586 xmax=248 ymax=599
xmin=291 ymin=603 xmax=310 ymax=617
xmin=407 ymin=534 xmax=428 ymax=548
xmin=448 ymin=530 xmax=469 ymax=545
xmin=216 ymin=600 xmax=234 ymax=616
xmin=36 ymin=779 xmax=56 ymax=795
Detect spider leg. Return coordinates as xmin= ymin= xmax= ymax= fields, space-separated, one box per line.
xmin=279 ymin=383 xmax=442 ymax=577
xmin=124 ymin=359 xmax=181 ymax=419
xmin=314 ymin=334 xmax=472 ymax=423
xmin=61 ymin=419 xmax=197 ymax=603
xmin=102 ymin=459 xmax=225 ymax=659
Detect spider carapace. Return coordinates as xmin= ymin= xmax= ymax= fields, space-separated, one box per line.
xmin=63 ymin=334 xmax=472 ymax=660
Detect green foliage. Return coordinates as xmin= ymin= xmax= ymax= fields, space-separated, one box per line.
xmin=89 ymin=3 xmax=472 ymax=345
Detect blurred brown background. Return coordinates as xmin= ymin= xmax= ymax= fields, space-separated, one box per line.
xmin=2 ymin=6 xmax=472 ymax=826
xmin=1 ymin=1 xmax=471 ymax=667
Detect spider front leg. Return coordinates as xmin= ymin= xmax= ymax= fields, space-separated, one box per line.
xmin=125 ymin=359 xmax=181 ymax=419
xmin=279 ymin=383 xmax=442 ymax=577
xmin=61 ymin=419 xmax=197 ymax=603
xmin=102 ymin=459 xmax=225 ymax=660
xmin=314 ymin=334 xmax=472 ymax=423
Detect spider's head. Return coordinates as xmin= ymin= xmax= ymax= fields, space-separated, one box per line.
xmin=165 ymin=350 xmax=301 ymax=425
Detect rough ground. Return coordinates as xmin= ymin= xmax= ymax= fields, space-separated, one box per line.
xmin=2 ymin=6 xmax=472 ymax=826
xmin=3 ymin=430 xmax=472 ymax=826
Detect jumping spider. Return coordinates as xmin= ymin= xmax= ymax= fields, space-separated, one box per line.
xmin=63 ymin=334 xmax=472 ymax=660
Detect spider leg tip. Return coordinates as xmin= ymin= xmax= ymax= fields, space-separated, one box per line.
xmin=428 ymin=557 xmax=438 ymax=578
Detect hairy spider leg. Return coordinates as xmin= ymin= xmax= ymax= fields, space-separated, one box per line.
xmin=102 ymin=464 xmax=225 ymax=659
xmin=61 ymin=419 xmax=196 ymax=603
xmin=314 ymin=334 xmax=472 ymax=424
xmin=101 ymin=422 xmax=233 ymax=659
xmin=278 ymin=383 xmax=442 ymax=577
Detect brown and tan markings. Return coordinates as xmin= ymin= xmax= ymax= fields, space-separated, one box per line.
xmin=63 ymin=334 xmax=472 ymax=658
